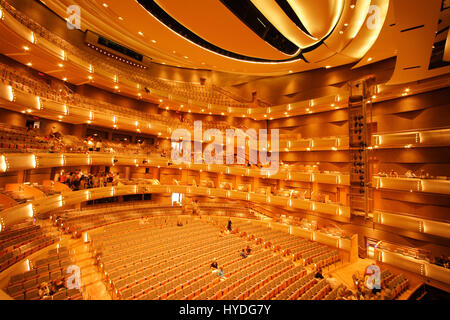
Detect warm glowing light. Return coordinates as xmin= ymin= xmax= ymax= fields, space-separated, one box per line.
xmin=7 ymin=85 xmax=14 ymax=102
xmin=0 ymin=155 xmax=6 ymax=172
xmin=27 ymin=62 xmax=32 ymax=66
xmin=103 ymin=3 xmax=108 ymax=7
xmin=58 ymin=63 xmax=63 ymax=68
xmin=23 ymin=46 xmax=30 ymax=51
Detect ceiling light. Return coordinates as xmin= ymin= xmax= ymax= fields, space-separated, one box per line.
xmin=103 ymin=3 xmax=108 ymax=8
xmin=88 ymin=75 xmax=93 ymax=80
xmin=344 ymin=23 xmax=349 ymax=27
xmin=339 ymin=30 xmax=344 ymax=34
xmin=87 ymin=120 xmax=91 ymax=124
xmin=350 ymin=4 xmax=355 ymax=9
xmin=27 ymin=109 xmax=32 ymax=113
xmin=23 ymin=46 xmax=30 ymax=51
xmin=63 ymin=77 xmax=67 ymax=81
xmin=27 ymin=62 xmax=32 ymax=66
xmin=405 ymin=88 xmax=410 ymax=92
xmin=264 ymin=115 xmax=267 ymax=118
xmin=331 ymin=103 xmax=335 ymax=107
xmin=118 ymin=16 xmax=123 ymax=20
xmin=138 ymin=31 xmax=143 ymax=36
xmin=58 ymin=115 xmax=63 ymax=119
xmin=184 ymin=56 xmax=188 ymax=59
xmin=158 ymin=132 xmax=161 ymax=136
xmin=114 ymin=85 xmax=119 ymax=89
xmin=367 ymin=57 xmax=373 ymax=62
xmin=221 ymin=113 xmax=224 ymax=115
xmin=151 ymin=40 xmax=156 ymax=43
xmin=166 ymin=106 xmax=169 ymax=110
xmin=58 ymin=63 xmax=63 ymax=67
xmin=159 ymin=99 xmax=163 ymax=103
xmin=289 ymin=70 xmax=293 ymax=73
xmin=325 ymin=66 xmax=331 ymax=69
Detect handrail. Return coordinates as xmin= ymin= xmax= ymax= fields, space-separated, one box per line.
xmin=0 ymin=184 xmax=351 ymax=229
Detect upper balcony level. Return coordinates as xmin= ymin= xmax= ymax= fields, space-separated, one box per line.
xmin=1 ymin=1 xmax=450 ymax=120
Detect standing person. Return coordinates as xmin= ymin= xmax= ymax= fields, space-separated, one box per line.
xmin=227 ymin=218 xmax=232 ymax=232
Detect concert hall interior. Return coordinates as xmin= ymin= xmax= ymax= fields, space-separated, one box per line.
xmin=0 ymin=0 xmax=449 ymax=301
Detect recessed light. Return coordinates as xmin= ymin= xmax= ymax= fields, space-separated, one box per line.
xmin=184 ymin=56 xmax=188 ymax=59
xmin=114 ymin=85 xmax=119 ymax=89
xmin=58 ymin=115 xmax=63 ymax=119
xmin=289 ymin=70 xmax=293 ymax=73
xmin=367 ymin=57 xmax=373 ymax=62
xmin=27 ymin=62 xmax=32 ymax=66
xmin=325 ymin=66 xmax=331 ymax=69
xmin=63 ymin=77 xmax=67 ymax=81
xmin=103 ymin=3 xmax=108 ymax=8
xmin=350 ymin=4 xmax=355 ymax=9
xmin=138 ymin=31 xmax=143 ymax=36
xmin=159 ymin=99 xmax=163 ymax=102
xmin=339 ymin=30 xmax=344 ymax=34
xmin=118 ymin=16 xmax=123 ymax=20
xmin=88 ymin=76 xmax=93 ymax=80
xmin=58 ymin=63 xmax=63 ymax=67
xmin=151 ymin=40 xmax=156 ymax=43
xmin=23 ymin=46 xmax=30 ymax=51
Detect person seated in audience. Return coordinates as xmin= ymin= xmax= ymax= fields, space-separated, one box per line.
xmin=314 ymin=267 xmax=324 ymax=279
xmin=54 ymin=277 xmax=66 ymax=291
xmin=210 ymin=259 xmax=218 ymax=270
xmin=245 ymin=245 xmax=252 ymax=256
xmin=176 ymin=220 xmax=183 ymax=227
xmin=405 ymin=170 xmax=414 ymax=178
xmin=217 ymin=267 xmax=225 ymax=279
xmin=227 ymin=218 xmax=232 ymax=232
xmin=240 ymin=249 xmax=247 ymax=259
xmin=326 ymin=274 xmax=339 ymax=289
xmin=389 ymin=170 xmax=399 ymax=178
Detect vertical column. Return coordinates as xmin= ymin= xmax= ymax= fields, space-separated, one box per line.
xmin=348 ymin=78 xmax=374 ymax=220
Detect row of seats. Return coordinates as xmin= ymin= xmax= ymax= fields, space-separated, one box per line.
xmin=5 ymin=247 xmax=77 ymax=300
xmin=0 ymin=223 xmax=57 ymax=273
xmin=385 ymin=273 xmax=409 ymax=299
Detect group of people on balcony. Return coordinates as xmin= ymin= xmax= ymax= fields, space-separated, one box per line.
xmin=54 ymin=169 xmax=118 ymax=191
xmin=377 ymin=169 xmax=433 ymax=179
xmin=433 ymin=255 xmax=450 ymax=269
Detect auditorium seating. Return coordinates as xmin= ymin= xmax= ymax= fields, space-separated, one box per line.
xmin=5 ymin=246 xmax=82 ymax=300
xmin=0 ymin=222 xmax=57 ymax=273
